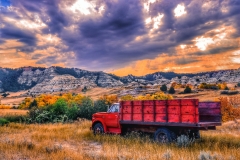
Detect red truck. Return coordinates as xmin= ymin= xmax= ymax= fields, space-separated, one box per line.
xmin=91 ymin=99 xmax=221 ymax=143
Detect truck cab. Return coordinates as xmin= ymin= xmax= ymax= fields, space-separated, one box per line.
xmin=92 ymin=103 xmax=121 ymax=134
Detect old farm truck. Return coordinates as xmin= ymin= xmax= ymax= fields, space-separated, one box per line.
xmin=91 ymin=99 xmax=221 ymax=143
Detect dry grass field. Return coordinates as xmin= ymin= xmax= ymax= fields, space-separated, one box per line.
xmin=0 ymin=119 xmax=240 ymax=160
xmin=0 ymin=109 xmax=28 ymax=117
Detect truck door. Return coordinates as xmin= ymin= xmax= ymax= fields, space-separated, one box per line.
xmin=105 ymin=104 xmax=119 ymax=128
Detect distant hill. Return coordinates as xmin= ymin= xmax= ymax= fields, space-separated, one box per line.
xmin=0 ymin=66 xmax=239 ymax=94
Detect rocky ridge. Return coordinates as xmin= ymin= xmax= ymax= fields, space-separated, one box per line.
xmin=0 ymin=66 xmax=239 ymax=94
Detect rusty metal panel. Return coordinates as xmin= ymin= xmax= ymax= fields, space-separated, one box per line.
xmin=199 ymin=115 xmax=221 ymax=122
xmin=122 ymin=114 xmax=131 ymax=121
xmin=155 ymin=105 xmax=166 ymax=114
xmin=122 ymin=105 xmax=132 ymax=113
xmin=181 ymin=105 xmax=196 ymax=114
xmin=143 ymin=105 xmax=154 ymax=114
xmin=181 ymin=114 xmax=196 ymax=123
xmin=167 ymin=99 xmax=181 ymax=105
xmin=143 ymin=100 xmax=154 ymax=105
xmin=168 ymin=114 xmax=180 ymax=123
xmin=155 ymin=114 xmax=167 ymax=122
xmin=155 ymin=100 xmax=167 ymax=105
xmin=199 ymin=102 xmax=220 ymax=108
xmin=199 ymin=102 xmax=221 ymax=123
xmin=133 ymin=101 xmax=142 ymax=105
xmin=143 ymin=114 xmax=154 ymax=122
xmin=168 ymin=106 xmax=180 ymax=114
xmin=199 ymin=108 xmax=221 ymax=115
xmin=133 ymin=114 xmax=142 ymax=121
xmin=122 ymin=101 xmax=132 ymax=105
xmin=133 ymin=105 xmax=142 ymax=113
xmin=181 ymin=99 xmax=198 ymax=106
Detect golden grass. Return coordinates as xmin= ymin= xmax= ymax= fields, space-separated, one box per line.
xmin=0 ymin=109 xmax=28 ymax=117
xmin=0 ymin=119 xmax=240 ymax=160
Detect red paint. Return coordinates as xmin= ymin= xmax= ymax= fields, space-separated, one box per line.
xmin=92 ymin=99 xmax=221 ymax=134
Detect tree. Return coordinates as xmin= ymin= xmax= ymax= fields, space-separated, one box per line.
xmin=94 ymin=100 xmax=108 ymax=112
xmin=224 ymin=86 xmax=229 ymax=90
xmin=160 ymin=84 xmax=167 ymax=92
xmin=77 ymin=97 xmax=94 ymax=119
xmin=82 ymin=86 xmax=87 ymax=92
xmin=168 ymin=87 xmax=175 ymax=94
xmin=184 ymin=86 xmax=191 ymax=93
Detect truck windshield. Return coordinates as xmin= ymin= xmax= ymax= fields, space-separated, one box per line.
xmin=108 ymin=104 xmax=119 ymax=113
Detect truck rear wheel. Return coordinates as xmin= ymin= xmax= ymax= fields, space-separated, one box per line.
xmin=93 ymin=123 xmax=104 ymax=135
xmin=154 ymin=128 xmax=173 ymax=143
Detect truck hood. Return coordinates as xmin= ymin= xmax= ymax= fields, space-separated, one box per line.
xmin=93 ymin=112 xmax=109 ymax=117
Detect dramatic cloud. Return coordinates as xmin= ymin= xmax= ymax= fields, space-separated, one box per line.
xmin=0 ymin=0 xmax=240 ymax=75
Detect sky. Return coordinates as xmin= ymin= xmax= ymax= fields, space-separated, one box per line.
xmin=0 ymin=0 xmax=240 ymax=76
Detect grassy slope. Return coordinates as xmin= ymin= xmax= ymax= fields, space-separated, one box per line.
xmin=0 ymin=120 xmax=240 ymax=160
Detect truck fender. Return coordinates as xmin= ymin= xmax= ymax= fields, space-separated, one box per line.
xmin=92 ymin=119 xmax=107 ymax=133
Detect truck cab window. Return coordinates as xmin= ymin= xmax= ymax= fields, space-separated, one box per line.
xmin=108 ymin=104 xmax=119 ymax=113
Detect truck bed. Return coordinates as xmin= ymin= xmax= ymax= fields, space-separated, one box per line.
xmin=119 ymin=100 xmax=221 ymax=129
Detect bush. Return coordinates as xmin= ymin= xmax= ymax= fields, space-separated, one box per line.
xmin=176 ymin=135 xmax=194 ymax=147
xmin=4 ymin=115 xmax=28 ymax=123
xmin=160 ymin=84 xmax=167 ymax=92
xmin=237 ymin=82 xmax=240 ymax=87
xmin=0 ymin=118 xmax=10 ymax=126
xmin=220 ymin=90 xmax=239 ymax=95
xmin=184 ymin=86 xmax=192 ymax=93
xmin=224 ymin=86 xmax=229 ymax=90
xmin=67 ymin=105 xmax=79 ymax=120
xmin=168 ymin=87 xmax=175 ymax=94
xmin=77 ymin=97 xmax=94 ymax=120
xmin=94 ymin=100 xmax=108 ymax=112
xmin=220 ymin=96 xmax=240 ymax=122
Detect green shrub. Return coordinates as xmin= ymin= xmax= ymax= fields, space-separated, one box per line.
xmin=224 ymin=86 xmax=229 ymax=90
xmin=94 ymin=100 xmax=108 ymax=112
xmin=4 ymin=115 xmax=28 ymax=123
xmin=184 ymin=86 xmax=192 ymax=93
xmin=160 ymin=84 xmax=167 ymax=92
xmin=77 ymin=97 xmax=94 ymax=120
xmin=237 ymin=82 xmax=240 ymax=87
xmin=67 ymin=104 xmax=79 ymax=120
xmin=0 ymin=118 xmax=9 ymax=126
xmin=168 ymin=87 xmax=175 ymax=94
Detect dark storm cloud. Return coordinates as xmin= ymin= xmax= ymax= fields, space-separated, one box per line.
xmin=0 ymin=23 xmax=37 ymax=46
xmin=1 ymin=0 xmax=240 ymax=70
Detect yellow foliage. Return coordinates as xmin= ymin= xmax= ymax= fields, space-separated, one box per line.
xmin=120 ymin=94 xmax=134 ymax=101
xmin=35 ymin=94 xmax=59 ymax=108
xmin=124 ymin=92 xmax=173 ymax=101
xmin=218 ymin=82 xmax=227 ymax=90
xmin=150 ymin=92 xmax=173 ymax=100
xmin=19 ymin=97 xmax=32 ymax=109
xmin=99 ymin=94 xmax=118 ymax=105
xmin=219 ymin=96 xmax=240 ymax=122
xmin=0 ymin=105 xmax=12 ymax=109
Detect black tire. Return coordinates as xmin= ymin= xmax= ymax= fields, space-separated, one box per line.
xmin=93 ymin=123 xmax=104 ymax=135
xmin=154 ymin=128 xmax=173 ymax=143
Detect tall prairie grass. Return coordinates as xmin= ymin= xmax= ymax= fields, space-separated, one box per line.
xmin=0 ymin=119 xmax=240 ymax=160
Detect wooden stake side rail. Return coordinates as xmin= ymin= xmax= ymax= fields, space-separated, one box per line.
xmin=120 ymin=100 xmax=221 ymax=125
xmin=119 ymin=121 xmax=222 ymax=127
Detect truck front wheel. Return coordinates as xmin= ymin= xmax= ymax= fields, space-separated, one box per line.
xmin=93 ymin=123 xmax=104 ymax=135
xmin=154 ymin=128 xmax=173 ymax=143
